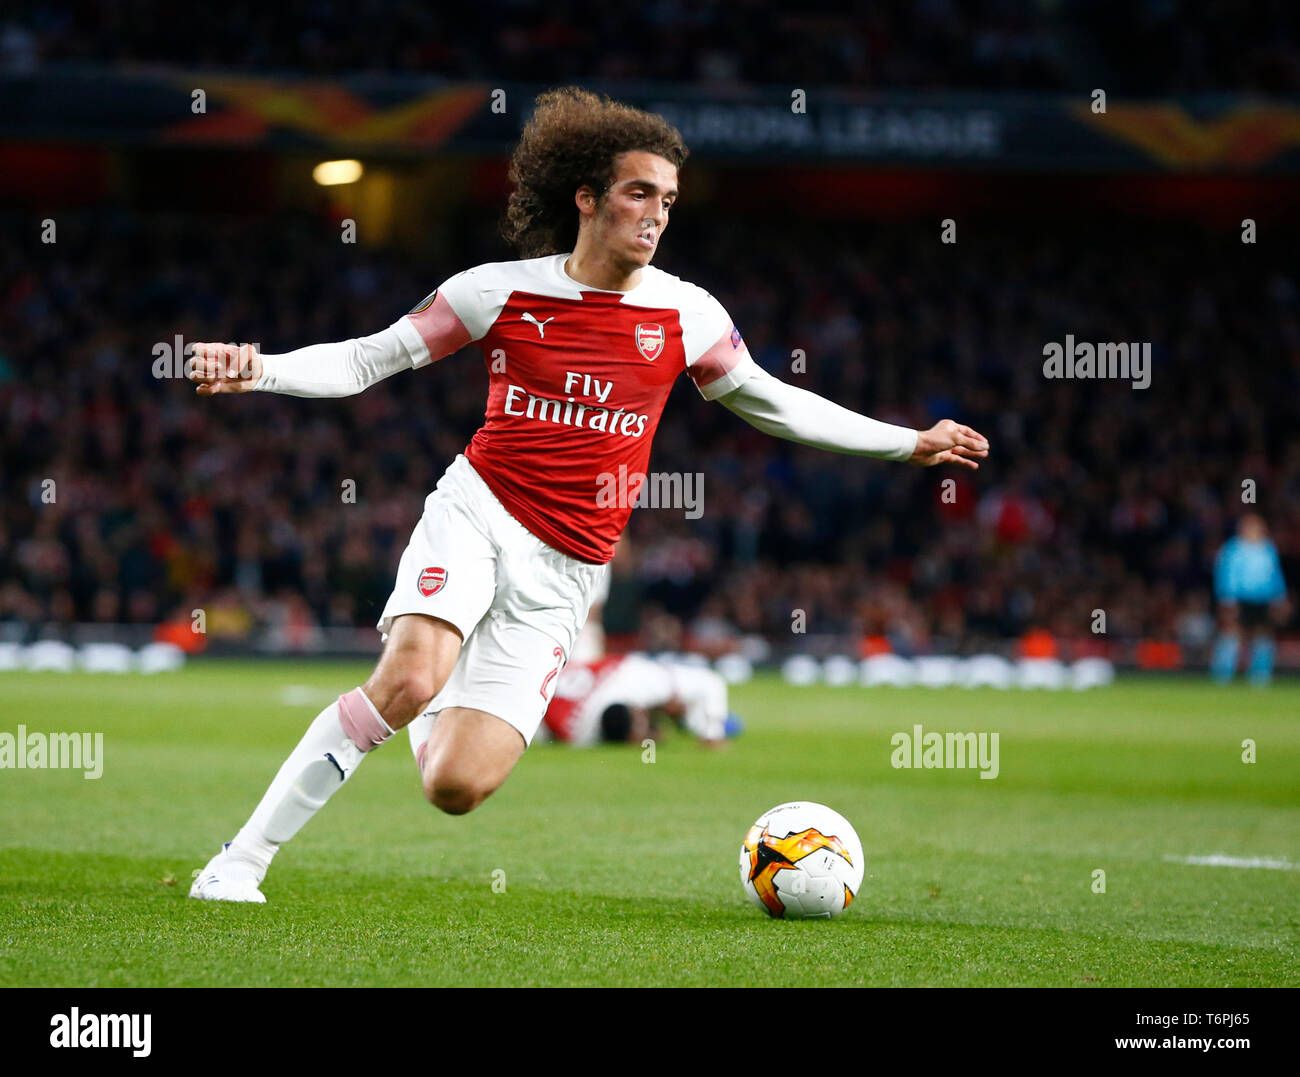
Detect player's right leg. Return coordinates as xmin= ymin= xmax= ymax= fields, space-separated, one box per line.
xmin=191 ymin=455 xmax=498 ymax=903
xmin=190 ymin=615 xmax=462 ymax=903
xmin=361 ymin=613 xmax=465 ymax=728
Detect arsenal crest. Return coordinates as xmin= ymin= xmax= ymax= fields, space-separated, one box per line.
xmin=635 ymin=322 xmax=665 ymax=361
xmin=417 ymin=566 xmax=447 ymax=597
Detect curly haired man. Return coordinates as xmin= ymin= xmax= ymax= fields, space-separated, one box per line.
xmin=187 ymin=88 xmax=988 ymax=902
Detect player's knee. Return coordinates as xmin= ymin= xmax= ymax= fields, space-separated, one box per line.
xmin=423 ymin=769 xmax=497 ymax=815
xmin=429 ymin=787 xmax=480 ymax=815
xmin=366 ymin=669 xmax=438 ymax=726
xmin=399 ymin=670 xmax=438 ymax=714
xmin=427 ymin=785 xmax=487 ymax=815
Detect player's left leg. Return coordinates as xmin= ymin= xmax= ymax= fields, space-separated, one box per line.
xmin=405 ymin=552 xmax=608 ymax=812
xmin=404 ymin=614 xmax=571 ymax=813
xmin=417 ymin=706 xmax=526 ymax=814
xmin=400 ymin=457 xmax=608 ymax=815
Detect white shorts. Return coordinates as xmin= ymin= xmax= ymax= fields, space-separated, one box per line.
xmin=377 ymin=454 xmax=608 ymax=745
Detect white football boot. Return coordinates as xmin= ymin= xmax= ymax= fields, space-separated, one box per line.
xmin=189 ymin=843 xmax=267 ymax=904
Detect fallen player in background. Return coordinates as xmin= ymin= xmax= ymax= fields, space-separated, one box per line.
xmin=538 ymin=653 xmax=743 ymax=746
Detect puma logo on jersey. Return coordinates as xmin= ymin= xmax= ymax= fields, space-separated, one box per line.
xmin=521 ymin=312 xmax=555 ymax=338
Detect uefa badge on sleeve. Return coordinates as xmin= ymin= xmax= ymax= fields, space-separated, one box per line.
xmin=635 ymin=323 xmax=665 ymax=361
xmin=408 ymin=289 xmax=437 ymax=315
xmin=418 ymin=566 xmax=447 ymax=597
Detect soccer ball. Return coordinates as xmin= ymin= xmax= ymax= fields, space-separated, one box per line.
xmin=739 ymin=801 xmax=864 ymax=919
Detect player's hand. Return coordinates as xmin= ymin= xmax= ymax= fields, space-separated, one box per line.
xmin=909 ymin=419 xmax=989 ymax=469
xmin=187 ymin=342 xmax=263 ymax=395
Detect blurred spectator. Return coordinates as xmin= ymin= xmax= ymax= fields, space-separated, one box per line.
xmin=4 ymin=1 xmax=1298 ymax=94
xmin=1211 ymin=513 xmax=1290 ymax=683
xmin=2 ymin=207 xmax=1298 ymax=659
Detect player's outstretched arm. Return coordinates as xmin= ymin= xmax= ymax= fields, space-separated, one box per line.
xmin=908 ymin=418 xmax=991 ymax=470
xmin=187 ymin=342 xmax=262 ymax=395
xmin=188 ymin=321 xmax=430 ymax=399
xmin=716 ymin=367 xmax=988 ymax=469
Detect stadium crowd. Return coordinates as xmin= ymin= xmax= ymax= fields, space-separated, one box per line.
xmin=3 ymin=205 xmax=1298 ymax=658
xmin=2 ymin=0 xmax=1298 ymax=94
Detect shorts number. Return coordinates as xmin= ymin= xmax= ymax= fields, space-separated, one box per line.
xmin=539 ymin=645 xmax=565 ymax=700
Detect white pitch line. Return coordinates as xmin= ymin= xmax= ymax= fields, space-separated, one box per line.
xmin=1163 ymin=854 xmax=1295 ymax=871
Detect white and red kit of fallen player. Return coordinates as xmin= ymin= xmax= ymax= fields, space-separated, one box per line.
xmin=253 ymin=253 xmax=920 ymax=564
xmin=543 ymin=653 xmax=730 ymax=745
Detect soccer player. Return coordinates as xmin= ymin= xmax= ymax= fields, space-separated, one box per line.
xmin=187 ymin=87 xmax=988 ymax=902
xmin=1211 ymin=513 xmax=1289 ymax=685
xmin=541 ymin=652 xmax=740 ymax=747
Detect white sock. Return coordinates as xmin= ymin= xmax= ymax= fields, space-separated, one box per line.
xmin=226 ymin=688 xmax=393 ymax=879
xmin=407 ymin=709 xmax=437 ymax=773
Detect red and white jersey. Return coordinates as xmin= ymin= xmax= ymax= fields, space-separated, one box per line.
xmin=393 ymin=254 xmax=758 ymax=563
xmin=543 ymin=653 xmax=730 ymax=745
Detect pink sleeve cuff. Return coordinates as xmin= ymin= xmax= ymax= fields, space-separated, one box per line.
xmin=688 ymin=327 xmax=758 ymax=400
xmin=403 ymin=291 xmax=472 ymax=367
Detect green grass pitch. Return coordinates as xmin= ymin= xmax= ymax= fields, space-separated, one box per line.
xmin=1 ymin=661 xmax=1297 ymax=987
